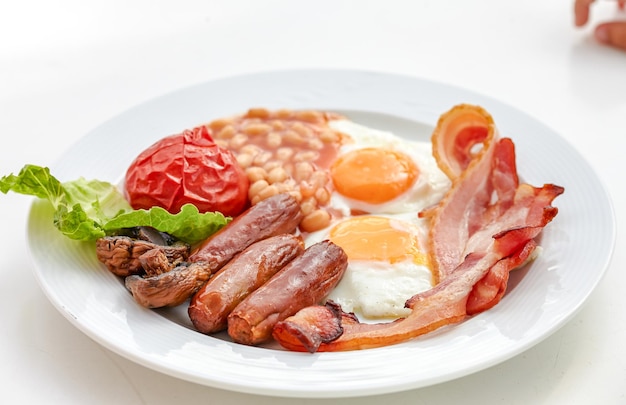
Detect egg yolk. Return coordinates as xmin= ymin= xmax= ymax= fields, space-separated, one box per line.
xmin=330 ymin=147 xmax=419 ymax=204
xmin=329 ymin=215 xmax=429 ymax=265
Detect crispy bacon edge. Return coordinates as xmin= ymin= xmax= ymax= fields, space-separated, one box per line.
xmin=272 ymin=104 xmax=564 ymax=352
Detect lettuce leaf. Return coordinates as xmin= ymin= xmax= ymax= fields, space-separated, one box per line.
xmin=1 ymin=164 xmax=230 ymax=244
xmin=103 ymin=204 xmax=229 ymax=245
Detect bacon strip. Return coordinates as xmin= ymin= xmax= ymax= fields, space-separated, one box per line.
xmin=273 ymin=104 xmax=564 ymax=352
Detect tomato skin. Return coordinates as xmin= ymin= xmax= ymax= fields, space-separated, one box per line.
xmin=124 ymin=126 xmax=249 ymax=217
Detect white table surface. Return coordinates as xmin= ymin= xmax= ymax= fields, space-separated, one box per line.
xmin=1 ymin=1 xmax=624 ymax=404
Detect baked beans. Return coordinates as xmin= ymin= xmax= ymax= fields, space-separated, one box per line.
xmin=208 ymin=108 xmax=346 ymax=232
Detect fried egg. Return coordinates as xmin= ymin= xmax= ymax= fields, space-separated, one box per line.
xmin=327 ymin=119 xmax=450 ymax=216
xmin=305 ymin=212 xmax=434 ymax=319
xmin=301 ymin=119 xmax=452 ymax=320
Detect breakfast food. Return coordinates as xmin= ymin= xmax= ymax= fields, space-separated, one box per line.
xmin=189 ymin=234 xmax=305 ymax=334
xmin=272 ymin=104 xmax=563 ymax=352
xmin=125 ymin=125 xmax=249 ymax=217
xmin=301 ymin=119 xmax=450 ymax=319
xmin=209 ymin=108 xmax=347 ymax=232
xmin=102 ymin=105 xmax=561 ymax=350
xmin=205 ymin=108 xmax=453 ymax=321
xmin=227 ymin=240 xmax=348 ymax=346
xmin=1 ymin=102 xmax=563 ymax=352
xmin=188 ymin=192 xmax=303 ymax=264
xmin=96 ymin=228 xmax=190 ymax=277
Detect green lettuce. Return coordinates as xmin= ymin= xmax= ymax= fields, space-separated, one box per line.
xmin=103 ymin=204 xmax=229 ymax=245
xmin=1 ymin=164 xmax=230 ymax=244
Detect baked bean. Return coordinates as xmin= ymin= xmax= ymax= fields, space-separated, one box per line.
xmin=294 ymin=162 xmax=314 ymax=182
xmin=294 ymin=150 xmax=319 ymax=162
xmin=275 ymin=147 xmax=294 ymax=161
xmin=267 ymin=132 xmax=282 ymax=148
xmin=243 ymin=123 xmax=271 ymax=137
xmin=314 ymin=187 xmax=331 ymax=206
xmin=229 ymin=133 xmax=249 ymax=149
xmin=271 ymin=120 xmax=286 ymax=131
xmin=300 ymin=209 xmax=331 ymax=232
xmin=291 ymin=122 xmax=313 ymax=139
xmin=274 ymin=109 xmax=293 ymax=119
xmin=208 ymin=118 xmax=233 ymax=132
xmin=288 ymin=189 xmax=303 ymax=203
xmin=248 ymin=179 xmax=269 ymax=199
xmin=307 ymin=138 xmax=324 ymax=151
xmin=300 ymin=196 xmax=317 ymax=216
xmin=207 ymin=108 xmax=349 ymax=232
xmin=319 ymin=129 xmax=340 ymax=144
xmin=252 ymin=151 xmax=272 ymax=166
xmin=273 ymin=181 xmax=289 ymax=194
xmin=240 ymin=144 xmax=262 ymax=156
xmin=245 ymin=108 xmax=270 ymax=119
xmin=267 ymin=167 xmax=288 ymax=184
xmin=246 ymin=167 xmax=267 ymax=183
xmin=300 ymin=180 xmax=316 ymax=199
xmin=282 ymin=178 xmax=297 ymax=191
xmin=217 ymin=124 xmax=237 ymax=139
xmin=283 ymin=130 xmax=305 ymax=145
xmin=295 ymin=110 xmax=323 ymax=124
xmin=257 ymin=184 xmax=279 ymax=200
xmin=310 ymin=170 xmax=329 ymax=187
xmin=262 ymin=160 xmax=282 ymax=173
xmin=236 ymin=152 xmax=254 ymax=169
xmin=276 ymin=180 xmax=298 ymax=196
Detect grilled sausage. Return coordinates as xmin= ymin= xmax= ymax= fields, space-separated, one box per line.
xmin=189 ymin=192 xmax=303 ymax=265
xmin=188 ymin=234 xmax=305 ymax=334
xmin=227 ymin=240 xmax=348 ymax=346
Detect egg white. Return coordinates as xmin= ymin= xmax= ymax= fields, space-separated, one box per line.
xmin=328 ymin=119 xmax=451 ymax=216
xmin=304 ymin=212 xmax=435 ymax=321
xmin=326 ymin=258 xmax=433 ymax=319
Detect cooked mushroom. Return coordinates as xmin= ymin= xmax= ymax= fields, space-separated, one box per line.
xmin=95 ymin=226 xmax=190 ymax=277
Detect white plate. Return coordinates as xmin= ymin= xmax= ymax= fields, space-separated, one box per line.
xmin=26 ymin=69 xmax=615 ymax=398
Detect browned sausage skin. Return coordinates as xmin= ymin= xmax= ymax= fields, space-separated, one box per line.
xmin=189 ymin=234 xmax=305 ymax=334
xmin=125 ymin=193 xmax=303 ymax=308
xmin=189 ymin=192 xmax=303 ymax=265
xmin=227 ymin=240 xmax=348 ymax=346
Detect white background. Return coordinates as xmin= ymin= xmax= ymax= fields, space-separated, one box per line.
xmin=1 ymin=1 xmax=624 ymax=403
